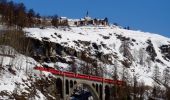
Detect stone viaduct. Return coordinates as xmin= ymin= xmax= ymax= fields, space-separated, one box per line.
xmin=34 ymin=66 xmax=124 ymax=100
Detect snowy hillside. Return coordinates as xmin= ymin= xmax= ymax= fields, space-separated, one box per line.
xmin=0 ymin=25 xmax=169 ymax=99
xmin=0 ymin=46 xmax=57 ymax=99
xmin=24 ymin=26 xmax=170 ymax=87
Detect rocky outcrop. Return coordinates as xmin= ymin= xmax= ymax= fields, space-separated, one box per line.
xmin=146 ymin=39 xmax=157 ymax=61
xmin=29 ymin=38 xmax=115 ymax=65
xmin=160 ymin=45 xmax=170 ymax=61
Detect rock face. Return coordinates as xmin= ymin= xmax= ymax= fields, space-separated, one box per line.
xmin=146 ymin=39 xmax=157 ymax=61
xmin=29 ymin=38 xmax=116 ymax=65
xmin=160 ymin=45 xmax=170 ymax=61
xmin=24 ymin=26 xmax=170 ymax=84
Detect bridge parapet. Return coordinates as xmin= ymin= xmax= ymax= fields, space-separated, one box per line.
xmin=34 ymin=66 xmax=125 ymax=86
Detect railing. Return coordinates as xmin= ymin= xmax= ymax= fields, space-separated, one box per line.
xmin=34 ymin=66 xmax=125 ymax=86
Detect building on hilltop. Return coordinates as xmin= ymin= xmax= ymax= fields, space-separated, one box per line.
xmin=55 ymin=12 xmax=109 ymax=27
xmin=66 ymin=16 xmax=109 ymax=26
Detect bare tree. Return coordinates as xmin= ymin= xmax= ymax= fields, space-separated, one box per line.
xmin=138 ymin=81 xmax=145 ymax=100
xmin=97 ymin=62 xmax=105 ymax=77
xmin=113 ymin=59 xmax=118 ymax=80
xmin=153 ymin=64 xmax=160 ymax=82
xmin=119 ymin=40 xmax=133 ymax=60
xmin=121 ymin=67 xmax=131 ymax=84
xmin=146 ymin=57 xmax=152 ymax=70
xmin=163 ymin=67 xmax=170 ymax=99
xmin=163 ymin=67 xmax=170 ymax=86
xmin=69 ymin=57 xmax=77 ymax=73
xmin=119 ymin=66 xmax=132 ymax=100
xmin=120 ymin=40 xmax=133 ymax=68
xmin=152 ymin=64 xmax=161 ymax=98
xmin=138 ymin=48 xmax=146 ymax=66
xmin=132 ymin=49 xmax=138 ymax=62
xmin=133 ymin=74 xmax=138 ymax=100
xmin=112 ymin=59 xmax=119 ymax=99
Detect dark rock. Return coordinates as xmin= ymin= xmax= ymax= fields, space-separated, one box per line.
xmin=42 ymin=37 xmax=49 ymax=41
xmin=78 ymin=40 xmax=91 ymax=46
xmin=103 ymin=36 xmax=110 ymax=39
xmin=132 ymin=39 xmax=136 ymax=42
xmin=92 ymin=43 xmax=99 ymax=50
xmin=160 ymin=44 xmax=170 ymax=61
xmin=146 ymin=40 xmax=157 ymax=61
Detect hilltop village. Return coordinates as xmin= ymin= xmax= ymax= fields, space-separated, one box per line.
xmin=46 ymin=13 xmax=109 ymax=27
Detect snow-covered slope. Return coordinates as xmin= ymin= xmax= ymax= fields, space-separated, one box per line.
xmin=24 ymin=26 xmax=170 ymax=87
xmin=0 ymin=46 xmax=54 ymax=99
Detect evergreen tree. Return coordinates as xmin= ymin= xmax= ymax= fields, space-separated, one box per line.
xmin=0 ymin=0 xmax=40 ymax=28
xmin=51 ymin=15 xmax=59 ymax=27
xmin=15 ymin=3 xmax=27 ymax=28
xmin=104 ymin=17 xmax=108 ymax=25
xmin=6 ymin=1 xmax=15 ymax=26
xmin=27 ymin=9 xmax=35 ymax=27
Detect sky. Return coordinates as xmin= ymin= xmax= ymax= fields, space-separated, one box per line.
xmin=12 ymin=0 xmax=170 ymax=38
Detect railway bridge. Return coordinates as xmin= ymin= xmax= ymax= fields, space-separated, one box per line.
xmin=34 ymin=66 xmax=124 ymax=100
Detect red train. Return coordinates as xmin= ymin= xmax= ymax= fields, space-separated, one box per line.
xmin=34 ymin=66 xmax=125 ymax=86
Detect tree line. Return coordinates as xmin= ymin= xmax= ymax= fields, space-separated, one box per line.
xmin=0 ymin=0 xmax=41 ymax=28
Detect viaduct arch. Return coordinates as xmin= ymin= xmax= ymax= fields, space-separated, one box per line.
xmin=55 ymin=76 xmax=113 ymax=100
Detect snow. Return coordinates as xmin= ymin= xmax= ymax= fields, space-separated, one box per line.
xmin=42 ymin=62 xmax=70 ymax=71
xmin=23 ymin=26 xmax=170 ymax=87
xmin=0 ymin=55 xmax=36 ymax=91
xmin=0 ymin=46 xmax=48 ymax=99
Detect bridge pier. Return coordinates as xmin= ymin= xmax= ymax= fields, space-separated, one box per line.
xmin=63 ymin=75 xmax=66 ymax=100
xmin=66 ymin=79 xmax=70 ymax=100
xmin=99 ymin=84 xmax=103 ymax=100
xmin=102 ymin=80 xmax=105 ymax=100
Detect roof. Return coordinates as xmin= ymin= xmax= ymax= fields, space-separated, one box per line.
xmin=60 ymin=17 xmax=67 ymax=19
xmin=84 ymin=16 xmax=92 ymax=20
xmin=67 ymin=19 xmax=80 ymax=22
